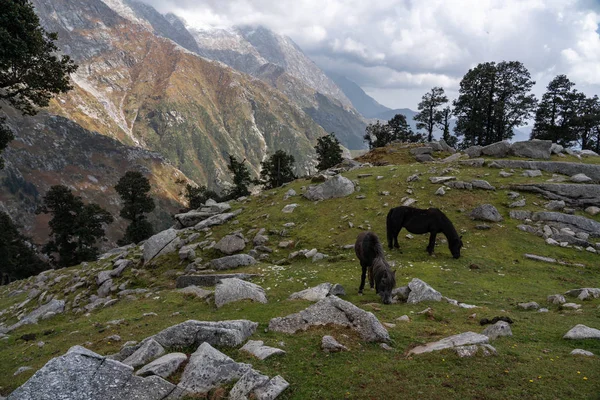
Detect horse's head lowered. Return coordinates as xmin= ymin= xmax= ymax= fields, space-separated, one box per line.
xmin=450 ymin=235 xmax=463 ymax=259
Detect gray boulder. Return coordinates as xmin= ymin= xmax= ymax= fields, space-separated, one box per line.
xmin=288 ymin=283 xmax=340 ymax=302
xmin=415 ymin=154 xmax=435 ymax=163
xmin=585 ymin=206 xmax=600 ymax=215
xmin=518 ymin=302 xmax=540 ymax=310
xmin=229 ymin=370 xmax=270 ymax=400
xmin=571 ymin=173 xmax=593 ymax=183
xmin=563 ymin=324 xmax=600 ymax=340
xmin=303 ymin=175 xmax=355 ymax=201
xmin=143 ymin=228 xmax=178 ymax=262
xmin=469 ymin=204 xmax=503 ymax=222
xmin=532 ymin=212 xmax=600 ymax=236
xmin=253 ymin=376 xmax=290 ymax=400
xmin=177 ymin=286 xmax=213 ymax=299
xmin=174 ymin=210 xmax=215 ymax=228
xmin=511 ymin=183 xmax=600 ymax=208
xmin=151 ymin=320 xmax=257 ymax=349
xmin=481 ymin=141 xmax=510 ymax=157
xmin=510 ymin=139 xmax=552 ymax=159
xmin=111 ymin=259 xmax=132 ymax=277
xmin=547 ymin=294 xmax=566 ymax=304
xmin=240 ymin=340 xmax=285 ymax=360
xmin=123 ymin=338 xmax=165 ymax=368
xmin=407 ymin=278 xmax=442 ymax=304
xmin=570 ymin=349 xmax=595 ymax=357
xmin=136 ymin=352 xmax=187 ymax=378
xmin=214 ymin=233 xmax=246 ymax=255
xmin=268 ymin=295 xmax=389 ymax=343
xmin=408 ymin=332 xmax=489 ymax=355
xmin=410 ymin=147 xmax=433 ymax=155
xmin=564 ymin=288 xmax=600 ymax=300
xmin=7 ymin=346 xmax=186 ymax=400
xmin=281 ymin=204 xmax=299 ymax=213
xmin=459 ymin=158 xmax=485 ymax=167
xmin=438 ymin=139 xmax=456 ymax=154
xmin=210 ymin=254 xmax=257 ymax=270
xmin=6 ymin=299 xmax=65 ymax=332
xmin=214 ymin=278 xmax=267 ymax=308
xmin=482 ymin=321 xmax=513 ymax=340
xmin=179 ymin=342 xmax=252 ymax=394
xmin=551 ymin=143 xmax=564 ymax=154
xmin=194 ymin=212 xmax=237 ymax=230
xmin=465 ymin=146 xmax=483 ymax=158
xmin=471 ymin=180 xmax=495 ymax=190
xmin=545 ymin=200 xmax=566 ymax=211
xmin=430 ymin=176 xmax=456 ymax=184
xmin=523 ymin=169 xmax=542 ymax=177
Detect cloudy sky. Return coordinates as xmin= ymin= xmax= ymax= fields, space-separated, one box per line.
xmin=140 ymin=0 xmax=600 ymax=110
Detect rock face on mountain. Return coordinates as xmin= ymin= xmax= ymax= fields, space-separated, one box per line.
xmin=31 ymin=0 xmax=326 ymax=187
xmin=0 ymin=109 xmax=186 ymax=244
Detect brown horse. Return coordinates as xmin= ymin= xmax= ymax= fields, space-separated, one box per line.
xmin=355 ymin=231 xmax=396 ymax=304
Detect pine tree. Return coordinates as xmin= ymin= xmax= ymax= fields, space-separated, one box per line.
xmin=226 ymin=154 xmax=252 ymax=199
xmin=39 ymin=185 xmax=113 ymax=267
xmin=414 ymin=87 xmax=448 ymax=142
xmin=438 ymin=106 xmax=458 ymax=148
xmin=364 ymin=121 xmax=391 ymax=149
xmin=184 ymin=184 xmax=220 ymax=209
xmin=364 ymin=115 xmax=422 ymax=149
xmin=114 ymin=171 xmax=155 ymax=245
xmin=0 ymin=0 xmax=77 ymax=168
xmin=259 ymin=150 xmax=296 ymax=189
xmin=315 ymin=133 xmax=344 ymax=171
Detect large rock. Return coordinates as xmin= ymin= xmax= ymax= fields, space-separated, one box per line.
xmin=438 ymin=139 xmax=456 ymax=154
xmin=174 ymin=210 xmax=217 ymax=228
xmin=194 ymin=212 xmax=237 ymax=230
xmin=563 ymin=324 xmax=600 ymax=340
xmin=410 ymin=147 xmax=433 ymax=155
xmin=481 ymin=141 xmax=510 ymax=157
xmin=214 ymin=278 xmax=268 ymax=308
xmin=179 ymin=342 xmax=252 ymax=394
xmin=176 ymin=274 xmax=259 ymax=288
xmin=123 ymin=338 xmax=165 ymax=368
xmin=303 ymin=175 xmax=355 ymax=201
xmin=136 ymin=353 xmax=188 ymax=379
xmin=532 ymin=212 xmax=600 ymax=236
xmin=511 ymin=183 xmax=600 ymax=208
xmin=229 ymin=370 xmax=270 ymax=400
xmin=254 ymin=376 xmax=290 ymax=400
xmin=7 ymin=346 xmax=187 ymax=400
xmin=482 ymin=321 xmax=513 ymax=340
xmin=321 ymin=335 xmax=348 ymax=352
xmin=510 ymin=140 xmax=552 ymax=159
xmin=492 ymin=160 xmax=600 ymax=182
xmin=210 ymin=254 xmax=257 ymax=270
xmin=469 ymin=204 xmax=503 ymax=222
xmin=143 ymin=228 xmax=178 ymax=262
xmin=464 ymin=145 xmax=483 ymax=158
xmin=288 ymin=283 xmax=338 ymax=302
xmin=408 ymin=332 xmax=489 ymax=355
xmin=214 ymin=233 xmax=246 ymax=255
xmin=150 ymin=320 xmax=258 ymax=349
xmin=6 ymin=299 xmax=65 ymax=332
xmin=240 ymin=340 xmax=285 ymax=360
xmin=268 ymin=296 xmax=390 ymax=343
xmin=407 ymin=279 xmax=442 ymax=304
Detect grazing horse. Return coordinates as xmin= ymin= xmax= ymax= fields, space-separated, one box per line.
xmin=355 ymin=231 xmax=396 ymax=304
xmin=386 ymin=206 xmax=463 ymax=259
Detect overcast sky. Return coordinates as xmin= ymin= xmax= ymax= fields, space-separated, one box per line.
xmin=140 ymin=0 xmax=600 ymax=111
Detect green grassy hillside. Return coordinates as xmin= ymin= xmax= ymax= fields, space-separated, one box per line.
xmin=1 ymin=145 xmax=599 ymax=399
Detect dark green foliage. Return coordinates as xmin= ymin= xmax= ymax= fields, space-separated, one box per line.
xmin=225 ymin=154 xmax=252 ymax=199
xmin=39 ymin=185 xmax=113 ymax=268
xmin=315 ymin=133 xmax=343 ymax=171
xmin=530 ymin=75 xmax=600 ymax=149
xmin=184 ymin=184 xmax=220 ymax=209
xmin=258 ymin=150 xmax=296 ymax=189
xmin=364 ymin=114 xmax=422 ymax=149
xmin=414 ymin=87 xmax=448 ymax=142
xmin=0 ymin=211 xmax=48 ymax=284
xmin=438 ymin=106 xmax=458 ymax=148
xmin=0 ymin=0 xmax=77 ymax=167
xmin=453 ymin=61 xmax=537 ymax=147
xmin=114 ymin=171 xmax=155 ymax=244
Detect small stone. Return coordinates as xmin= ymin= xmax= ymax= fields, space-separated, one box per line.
xmin=396 ymin=315 xmax=410 ymax=322
xmin=584 ymin=206 xmax=600 ymax=216
xmin=547 ymin=294 xmax=566 ymax=304
xmin=517 ymin=302 xmax=539 ymax=310
xmin=570 ymin=349 xmax=595 ymax=357
xmin=522 ymin=169 xmax=542 ymax=177
xmin=435 ymin=187 xmax=445 ymax=196
xmin=561 ymin=303 xmax=582 ymax=310
xmin=321 ymin=335 xmax=348 ymax=352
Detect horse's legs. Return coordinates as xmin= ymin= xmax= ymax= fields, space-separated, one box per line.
xmin=358 ymin=263 xmax=368 ymax=294
xmin=394 ymin=227 xmax=401 ymax=249
xmin=427 ymin=232 xmax=437 ymax=255
xmin=368 ymin=265 xmax=374 ymax=289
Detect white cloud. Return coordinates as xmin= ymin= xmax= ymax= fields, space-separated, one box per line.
xmin=140 ymin=0 xmax=600 ymax=108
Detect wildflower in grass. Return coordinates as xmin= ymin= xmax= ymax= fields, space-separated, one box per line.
xmin=583 ymin=377 xmax=588 ymax=380
xmin=577 ymin=371 xmax=581 ymax=374
xmin=529 ymin=379 xmax=533 ymax=383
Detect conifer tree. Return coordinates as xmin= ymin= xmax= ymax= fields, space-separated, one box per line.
xmin=259 ymin=150 xmax=296 ymax=189
xmin=226 ymin=154 xmax=252 ymax=199
xmin=414 ymin=87 xmax=448 ymax=142
xmin=315 ymin=133 xmax=343 ymax=171
xmin=114 ymin=171 xmax=155 ymax=245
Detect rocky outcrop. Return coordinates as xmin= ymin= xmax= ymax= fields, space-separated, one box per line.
xmin=469 ymin=204 xmax=503 ymax=222
xmin=176 ymin=274 xmax=259 ymax=288
xmin=240 ymin=340 xmax=286 ymax=360
xmin=492 ymin=160 xmax=600 ymax=182
xmin=7 ymin=346 xmax=188 ymax=400
xmin=509 ymin=139 xmax=552 ymax=159
xmin=288 ymin=283 xmax=345 ymax=301
xmin=511 ymin=184 xmax=600 ymax=207
xmin=210 ymin=254 xmax=257 ymax=270
xmin=3 ymin=299 xmax=65 ymax=333
xmin=214 ymin=278 xmax=268 ymax=308
xmin=268 ymin=296 xmax=389 ymax=343
xmin=408 ymin=332 xmax=490 ymax=355
xmin=563 ymin=324 xmax=600 ymax=340
xmin=143 ymin=229 xmax=178 ymax=262
xmin=136 ymin=353 xmax=188 ymax=379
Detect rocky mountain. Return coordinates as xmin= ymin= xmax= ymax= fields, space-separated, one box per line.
xmin=0 ymin=106 xmax=189 ymax=246
xmin=327 ymin=72 xmax=392 ymax=119
xmin=30 ymin=0 xmax=326 ymax=188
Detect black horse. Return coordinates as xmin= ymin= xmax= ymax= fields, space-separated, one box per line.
xmin=355 ymin=231 xmax=396 ymax=304
xmin=386 ymin=206 xmax=463 ymax=258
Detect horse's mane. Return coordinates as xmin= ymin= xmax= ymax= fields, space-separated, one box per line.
xmin=437 ymin=210 xmax=460 ymax=242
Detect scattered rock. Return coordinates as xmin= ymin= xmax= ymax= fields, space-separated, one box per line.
xmin=571 ymin=173 xmax=592 ymax=183
xmin=288 ymin=283 xmax=343 ymax=302
xmin=570 ymin=349 xmax=595 ymax=357
xmin=143 ymin=228 xmax=178 ymax=262
xmin=396 ymin=315 xmax=410 ymax=322
xmin=136 ymin=352 xmax=187 ymax=379
xmin=150 ymin=320 xmax=257 ymax=349
xmin=241 ymin=340 xmax=285 ymax=360
xmin=561 ymin=303 xmax=582 ymax=310
xmin=123 ymin=338 xmax=165 ymax=368
xmin=321 ymin=335 xmax=348 ymax=352
xmin=482 ymin=321 xmax=513 ymax=340
xmin=253 ymin=376 xmax=290 ymax=400
xmin=178 ymin=286 xmax=213 ymax=299
xmin=303 ymin=175 xmax=355 ymax=201
xmin=469 ymin=204 xmax=503 ymax=222
xmin=517 ymin=302 xmax=539 ymax=310
xmin=281 ymin=204 xmax=299 ymax=213
xmin=429 ymin=176 xmax=456 ymax=184
xmin=407 ymin=278 xmax=442 ymax=304
xmin=563 ymin=324 xmax=600 ymax=340
xmin=268 ymin=296 xmax=389 ymax=343
xmin=544 ymin=200 xmax=565 ymax=211
xmin=214 ymin=233 xmax=246 ymax=255
xmin=210 ymin=254 xmax=257 ymax=271
xmin=510 ymin=139 xmax=552 ymax=159
xmin=509 ymin=199 xmax=526 ymax=208
xmin=523 ymin=169 xmax=542 ymax=177
xmin=435 ymin=187 xmax=445 ymax=196
xmin=215 ymin=278 xmax=267 ymax=308
xmin=481 ymin=141 xmax=510 ymax=157
xmin=176 ymin=274 xmax=259 ymax=288
xmin=408 ymin=332 xmax=490 ymax=355
xmin=547 ymin=294 xmax=566 ymax=304
xmin=585 ymin=206 xmax=600 ymax=216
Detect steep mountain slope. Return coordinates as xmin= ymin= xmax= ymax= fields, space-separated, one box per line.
xmin=0 ymin=107 xmax=188 ymax=246
xmin=31 ymin=0 xmax=325 ymax=187
xmin=327 ymin=72 xmax=392 ymax=118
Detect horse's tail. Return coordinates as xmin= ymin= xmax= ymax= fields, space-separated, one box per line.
xmin=363 ymin=231 xmax=385 ymax=262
